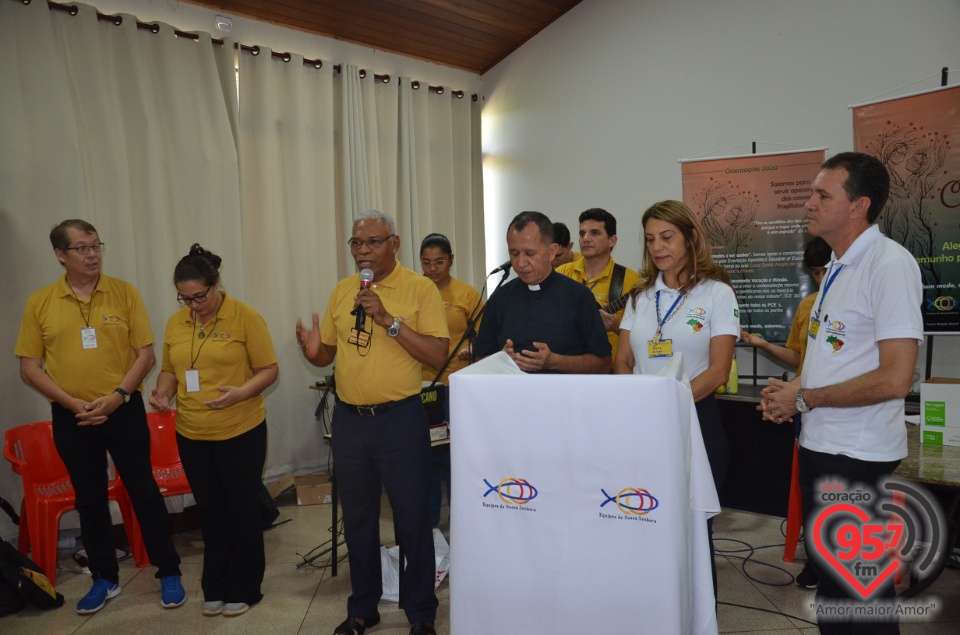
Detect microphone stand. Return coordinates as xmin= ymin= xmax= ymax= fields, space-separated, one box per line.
xmin=427 ymin=268 xmax=509 ymax=389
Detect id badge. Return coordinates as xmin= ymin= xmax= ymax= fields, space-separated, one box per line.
xmin=808 ymin=316 xmax=820 ymax=340
xmin=81 ymin=327 xmax=97 ymax=349
xmin=185 ymin=369 xmax=200 ymax=393
xmin=647 ymin=338 xmax=673 ymax=358
xmin=348 ymin=328 xmax=371 ymax=348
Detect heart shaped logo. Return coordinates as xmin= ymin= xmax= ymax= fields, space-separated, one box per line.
xmin=811 ymin=503 xmax=902 ymax=599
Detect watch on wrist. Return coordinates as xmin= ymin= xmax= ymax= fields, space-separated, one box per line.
xmin=115 ymin=387 xmax=131 ymax=403
xmin=795 ymin=388 xmax=810 ymax=414
xmin=387 ymin=315 xmax=401 ymax=337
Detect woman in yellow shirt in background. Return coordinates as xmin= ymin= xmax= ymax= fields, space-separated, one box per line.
xmin=420 ymin=233 xmax=482 ymax=526
xmin=150 ymin=244 xmax=278 ymax=618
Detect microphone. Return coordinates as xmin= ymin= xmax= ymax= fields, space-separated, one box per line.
xmin=488 ymin=260 xmax=512 ymax=276
xmin=354 ymin=268 xmax=375 ymax=332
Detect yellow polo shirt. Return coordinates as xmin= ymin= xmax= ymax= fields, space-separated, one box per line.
xmin=322 ymin=264 xmax=449 ymax=405
xmin=422 ymin=277 xmax=483 ymax=385
xmin=15 ymin=274 xmax=153 ymax=402
xmin=556 ymin=257 xmax=640 ymax=358
xmin=786 ymin=292 xmax=817 ymax=375
xmin=161 ymin=292 xmax=277 ymax=441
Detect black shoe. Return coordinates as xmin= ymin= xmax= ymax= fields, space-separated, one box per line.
xmin=796 ymin=564 xmax=819 ymax=589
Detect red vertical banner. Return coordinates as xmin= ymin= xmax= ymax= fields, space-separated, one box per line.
xmin=681 ymin=150 xmax=825 ymax=342
xmin=853 ymin=85 xmax=960 ymax=333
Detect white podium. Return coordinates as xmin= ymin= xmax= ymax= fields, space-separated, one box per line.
xmin=449 ymin=354 xmax=720 ymax=635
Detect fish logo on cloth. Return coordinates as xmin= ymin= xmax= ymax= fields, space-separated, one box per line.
xmin=483 ymin=478 xmax=538 ymax=505
xmin=600 ymin=487 xmax=659 ymax=515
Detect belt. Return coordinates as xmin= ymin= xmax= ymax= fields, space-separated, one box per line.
xmin=337 ymin=394 xmax=418 ymax=418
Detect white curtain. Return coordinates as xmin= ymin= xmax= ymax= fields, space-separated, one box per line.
xmin=0 ymin=1 xmax=484 ymax=534
xmin=236 ymin=46 xmax=339 ymax=476
xmin=0 ymin=1 xmax=240 ymax=535
xmin=239 ymin=55 xmax=485 ymax=476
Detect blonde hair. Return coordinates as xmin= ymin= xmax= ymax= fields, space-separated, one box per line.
xmin=630 ymin=200 xmax=732 ymax=305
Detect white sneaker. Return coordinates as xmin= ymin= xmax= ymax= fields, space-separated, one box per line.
xmin=222 ymin=602 xmax=249 ymax=617
xmin=202 ymin=600 xmax=225 ymax=616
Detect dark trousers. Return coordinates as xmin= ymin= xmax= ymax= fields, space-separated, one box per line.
xmin=429 ymin=446 xmax=451 ymax=527
xmin=177 ymin=421 xmax=267 ymax=605
xmin=799 ymin=446 xmax=901 ymax=635
xmin=333 ymin=397 xmax=438 ymax=624
xmin=696 ymin=395 xmax=728 ymax=601
xmin=51 ymin=392 xmax=181 ymax=584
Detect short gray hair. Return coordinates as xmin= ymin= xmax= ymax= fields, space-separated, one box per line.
xmin=354 ymin=210 xmax=397 ymax=235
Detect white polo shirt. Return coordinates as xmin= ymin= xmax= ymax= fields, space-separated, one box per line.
xmin=799 ymin=224 xmax=923 ymax=462
xmin=621 ymin=275 xmax=740 ymax=381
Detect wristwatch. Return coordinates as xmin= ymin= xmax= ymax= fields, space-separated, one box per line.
xmin=795 ymin=388 xmax=810 ymax=413
xmin=114 ymin=387 xmax=131 ymax=403
xmin=387 ymin=315 xmax=401 ymax=337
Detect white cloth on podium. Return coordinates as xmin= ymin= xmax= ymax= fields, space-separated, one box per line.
xmin=449 ymin=354 xmax=719 ymax=635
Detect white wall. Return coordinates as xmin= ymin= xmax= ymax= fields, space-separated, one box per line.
xmin=480 ymin=0 xmax=960 ymax=381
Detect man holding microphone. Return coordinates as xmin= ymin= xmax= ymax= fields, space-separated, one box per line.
xmin=297 ymin=210 xmax=448 ymax=635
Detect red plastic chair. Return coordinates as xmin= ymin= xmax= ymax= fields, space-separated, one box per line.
xmin=146 ymin=410 xmax=192 ymax=498
xmin=3 ymin=421 xmax=148 ymax=585
xmin=123 ymin=410 xmax=192 ymax=567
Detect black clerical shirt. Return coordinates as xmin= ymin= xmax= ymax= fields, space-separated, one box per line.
xmin=474 ymin=271 xmax=611 ymax=372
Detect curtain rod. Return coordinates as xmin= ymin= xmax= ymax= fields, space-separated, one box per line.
xmin=44 ymin=0 xmax=478 ymax=101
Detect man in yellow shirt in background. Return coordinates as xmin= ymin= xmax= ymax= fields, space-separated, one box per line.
xmin=557 ymin=208 xmax=640 ymax=361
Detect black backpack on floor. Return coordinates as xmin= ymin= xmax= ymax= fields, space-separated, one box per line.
xmin=0 ymin=540 xmax=64 ymax=617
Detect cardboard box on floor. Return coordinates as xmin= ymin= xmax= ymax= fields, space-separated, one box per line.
xmin=920 ymin=378 xmax=960 ymax=447
xmin=265 ymin=474 xmax=295 ymax=499
xmin=294 ymin=473 xmax=332 ymax=505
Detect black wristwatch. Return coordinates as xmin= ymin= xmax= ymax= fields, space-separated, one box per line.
xmin=114 ymin=388 xmax=131 ymax=403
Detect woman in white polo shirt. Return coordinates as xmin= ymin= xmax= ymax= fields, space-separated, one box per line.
xmin=614 ymin=199 xmax=740 ymax=597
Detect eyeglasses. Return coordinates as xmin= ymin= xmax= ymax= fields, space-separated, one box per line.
xmin=177 ymin=287 xmax=212 ymax=306
xmin=420 ymin=258 xmax=449 ymax=269
xmin=64 ymin=242 xmax=105 ymax=256
xmin=348 ymin=235 xmax=395 ymax=251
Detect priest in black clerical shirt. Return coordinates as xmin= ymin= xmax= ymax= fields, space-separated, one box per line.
xmin=474 ymin=211 xmax=611 ymax=374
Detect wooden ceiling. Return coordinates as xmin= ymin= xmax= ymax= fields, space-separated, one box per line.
xmin=185 ymin=0 xmax=583 ymax=74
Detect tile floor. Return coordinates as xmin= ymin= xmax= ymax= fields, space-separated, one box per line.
xmin=2 ymin=498 xmax=958 ymax=634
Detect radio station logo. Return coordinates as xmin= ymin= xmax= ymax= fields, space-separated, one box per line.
xmin=809 ymin=477 xmax=946 ymax=620
xmin=482 ymin=477 xmax=538 ymax=512
xmin=599 ymin=487 xmax=659 ymax=524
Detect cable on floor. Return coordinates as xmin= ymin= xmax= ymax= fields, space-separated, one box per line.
xmin=717 ymin=601 xmax=817 ymax=626
xmin=714 ymin=537 xmax=797 ymax=587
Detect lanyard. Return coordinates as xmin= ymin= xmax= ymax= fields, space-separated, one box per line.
xmin=654 ymin=290 xmax=686 ymax=340
xmin=815 ymin=262 xmax=844 ymax=317
xmin=66 ymin=276 xmax=98 ymax=328
xmin=189 ymin=313 xmax=219 ymax=369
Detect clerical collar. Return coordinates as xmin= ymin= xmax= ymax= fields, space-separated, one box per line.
xmin=525 ymin=270 xmax=557 ymax=292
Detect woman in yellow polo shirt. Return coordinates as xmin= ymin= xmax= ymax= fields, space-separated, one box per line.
xmin=149 ymin=244 xmax=278 ymax=618
xmin=419 ymin=233 xmax=482 ymax=526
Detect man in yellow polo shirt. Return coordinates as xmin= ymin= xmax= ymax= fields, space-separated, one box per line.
xmin=15 ymin=219 xmax=184 ymax=614
xmin=297 ymin=210 xmax=448 ymax=635
xmin=551 ymin=221 xmax=581 ymax=268
xmin=557 ymin=208 xmax=640 ymax=360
